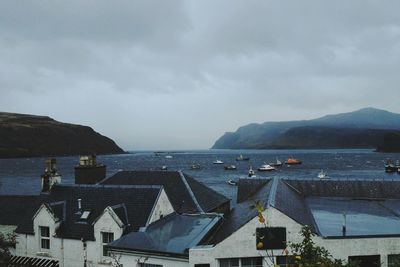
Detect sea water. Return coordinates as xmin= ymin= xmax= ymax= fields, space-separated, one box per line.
xmin=0 ymin=149 xmax=399 ymax=200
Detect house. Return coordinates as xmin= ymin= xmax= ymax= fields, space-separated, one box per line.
xmin=104 ymin=177 xmax=400 ymax=267
xmin=4 ymin=161 xmax=175 ymax=267
xmin=189 ymin=178 xmax=400 ymax=267
xmin=106 ymin=213 xmax=223 ymax=267
xmin=2 ymin=160 xmax=231 ymax=267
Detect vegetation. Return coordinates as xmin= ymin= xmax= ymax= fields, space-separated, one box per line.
xmin=251 ymin=201 xmax=357 ymax=267
xmin=0 ymin=232 xmax=14 ymax=265
xmin=287 ymin=226 xmax=357 ymax=267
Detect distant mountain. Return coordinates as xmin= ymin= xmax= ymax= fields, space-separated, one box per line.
xmin=0 ymin=112 xmax=125 ymax=158
xmin=212 ymin=108 xmax=400 ymax=149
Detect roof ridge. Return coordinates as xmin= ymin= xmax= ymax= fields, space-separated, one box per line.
xmin=55 ymin=184 xmax=163 ymax=189
xmin=178 ymin=171 xmax=204 ymax=213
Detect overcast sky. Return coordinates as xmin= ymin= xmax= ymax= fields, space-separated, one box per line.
xmin=1 ymin=1 xmax=400 ymax=150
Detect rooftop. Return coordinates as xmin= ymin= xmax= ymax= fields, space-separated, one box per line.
xmin=207 ymin=178 xmax=400 ymax=244
xmin=14 ymin=184 xmax=162 ymax=240
xmin=100 ymin=170 xmax=230 ymax=214
xmin=107 ymin=213 xmax=222 ymax=257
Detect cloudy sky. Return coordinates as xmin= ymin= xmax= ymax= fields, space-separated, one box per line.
xmin=1 ymin=1 xmax=400 ymax=150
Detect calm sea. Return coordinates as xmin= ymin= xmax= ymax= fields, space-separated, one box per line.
xmin=0 ymin=149 xmax=399 ymax=200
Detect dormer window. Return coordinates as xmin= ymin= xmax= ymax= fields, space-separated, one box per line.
xmin=39 ymin=226 xmax=50 ymax=250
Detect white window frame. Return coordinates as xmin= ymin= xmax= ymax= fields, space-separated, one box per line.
xmin=101 ymin=231 xmax=114 ymax=257
xmin=39 ymin=226 xmax=50 ymax=250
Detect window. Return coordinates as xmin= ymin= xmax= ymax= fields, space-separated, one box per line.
xmin=388 ymin=254 xmax=400 ymax=267
xmin=219 ymin=257 xmax=262 ymax=267
xmin=101 ymin=232 xmax=114 ymax=256
xmin=242 ymin=257 xmax=262 ymax=267
xmin=138 ymin=264 xmax=163 ymax=267
xmin=219 ymin=258 xmax=239 ymax=267
xmin=39 ymin=226 xmax=50 ymax=250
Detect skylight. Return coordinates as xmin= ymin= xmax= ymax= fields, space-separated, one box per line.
xmin=80 ymin=211 xmax=90 ymax=220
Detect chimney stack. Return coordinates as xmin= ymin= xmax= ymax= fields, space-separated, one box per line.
xmin=41 ymin=158 xmax=62 ymax=193
xmin=74 ymin=155 xmax=106 ymax=184
xmin=77 ymin=199 xmax=82 ymax=213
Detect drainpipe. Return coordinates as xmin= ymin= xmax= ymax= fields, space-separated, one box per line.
xmin=342 ymin=213 xmax=347 ymax=236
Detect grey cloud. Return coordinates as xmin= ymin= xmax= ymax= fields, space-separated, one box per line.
xmin=1 ymin=0 xmax=400 ymax=149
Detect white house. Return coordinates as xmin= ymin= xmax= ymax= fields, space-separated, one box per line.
xmin=106 ymin=178 xmax=400 ymax=267
xmin=189 ymin=178 xmax=400 ymax=267
xmin=9 ymin=181 xmax=174 ymax=267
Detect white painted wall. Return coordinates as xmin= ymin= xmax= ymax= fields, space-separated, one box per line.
xmin=147 ymin=188 xmax=175 ymax=225
xmin=114 ymin=251 xmax=188 ymax=267
xmin=16 ymin=206 xmax=124 ymax=267
xmin=190 ymin=207 xmax=400 ymax=267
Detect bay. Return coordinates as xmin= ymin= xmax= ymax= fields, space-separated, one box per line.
xmin=0 ymin=149 xmax=399 ymax=200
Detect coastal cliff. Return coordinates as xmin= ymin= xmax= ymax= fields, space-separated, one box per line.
xmin=0 ymin=112 xmax=125 ymax=158
xmin=212 ymin=108 xmax=400 ymax=150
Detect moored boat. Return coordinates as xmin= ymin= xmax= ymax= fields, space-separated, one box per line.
xmin=224 ymin=165 xmax=237 ymax=170
xmin=226 ymin=179 xmax=238 ymax=186
xmin=165 ymin=155 xmax=173 ymax=159
xmin=236 ymin=154 xmax=250 ymax=161
xmin=318 ymin=170 xmax=329 ymax=179
xmin=248 ymin=166 xmax=256 ymax=177
xmin=258 ymin=164 xmax=276 ymax=172
xmin=385 ymin=160 xmax=398 ymax=173
xmin=285 ymin=157 xmax=302 ymax=165
xmin=190 ymin=164 xmax=201 ymax=170
xmin=160 ymin=165 xmax=168 ymax=171
xmin=270 ymin=158 xmax=282 ymax=167
xmin=213 ymin=160 xmax=224 ymax=164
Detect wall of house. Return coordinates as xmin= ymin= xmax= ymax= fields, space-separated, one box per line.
xmin=16 ymin=207 xmax=125 ymax=267
xmin=115 ymin=251 xmax=189 ymax=267
xmin=190 ymin=207 xmax=400 ymax=267
xmin=147 ymin=189 xmax=175 ymax=225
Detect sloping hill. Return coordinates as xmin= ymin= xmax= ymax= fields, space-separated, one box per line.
xmin=212 ymin=108 xmax=400 ymax=149
xmin=0 ymin=112 xmax=125 ymax=158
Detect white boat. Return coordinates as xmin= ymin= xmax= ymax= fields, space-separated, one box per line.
xmin=270 ymin=158 xmax=282 ymax=167
xmin=165 ymin=155 xmax=173 ymax=159
xmin=224 ymin=165 xmax=237 ymax=170
xmin=160 ymin=165 xmax=168 ymax=171
xmin=226 ymin=179 xmax=238 ymax=186
xmin=248 ymin=166 xmax=256 ymax=177
xmin=190 ymin=164 xmax=201 ymax=170
xmin=213 ymin=160 xmax=224 ymax=164
xmin=318 ymin=170 xmax=329 ymax=179
xmin=236 ymin=154 xmax=250 ymax=161
xmin=258 ymin=164 xmax=276 ymax=172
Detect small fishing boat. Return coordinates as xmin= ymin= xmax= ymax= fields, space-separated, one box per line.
xmin=270 ymin=158 xmax=282 ymax=167
xmin=213 ymin=160 xmax=224 ymax=164
xmin=248 ymin=166 xmax=256 ymax=177
xmin=226 ymin=179 xmax=238 ymax=186
xmin=285 ymin=157 xmax=302 ymax=165
xmin=160 ymin=165 xmax=168 ymax=171
xmin=385 ymin=160 xmax=398 ymax=173
xmin=258 ymin=164 xmax=276 ymax=172
xmin=318 ymin=170 xmax=329 ymax=179
xmin=224 ymin=165 xmax=237 ymax=170
xmin=190 ymin=164 xmax=201 ymax=170
xmin=236 ymin=154 xmax=250 ymax=161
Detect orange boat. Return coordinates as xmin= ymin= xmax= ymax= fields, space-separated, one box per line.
xmin=285 ymin=157 xmax=302 ymax=165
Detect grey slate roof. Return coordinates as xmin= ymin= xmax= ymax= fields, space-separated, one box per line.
xmin=100 ymin=171 xmax=230 ymax=214
xmin=15 ymin=184 xmax=162 ymax=241
xmin=107 ymin=213 xmax=222 ymax=257
xmin=0 ymin=195 xmax=44 ymax=227
xmin=208 ymin=178 xmax=400 ymax=244
xmin=207 ymin=178 xmax=272 ymax=245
